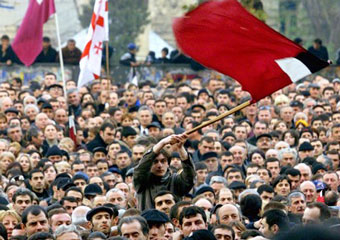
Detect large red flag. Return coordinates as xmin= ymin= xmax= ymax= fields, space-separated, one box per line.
xmin=12 ymin=0 xmax=56 ymax=66
xmin=173 ymin=0 xmax=329 ymax=102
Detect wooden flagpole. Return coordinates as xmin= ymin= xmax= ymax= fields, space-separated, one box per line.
xmin=185 ymin=100 xmax=251 ymax=135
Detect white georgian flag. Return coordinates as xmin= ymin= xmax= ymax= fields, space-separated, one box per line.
xmin=78 ymin=0 xmax=108 ymax=88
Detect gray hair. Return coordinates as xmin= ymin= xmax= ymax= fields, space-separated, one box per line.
xmin=278 ymin=148 xmax=297 ymax=161
xmin=71 ymin=206 xmax=91 ymax=225
xmin=294 ymin=163 xmax=312 ymax=177
xmin=238 ymin=189 xmax=259 ymax=203
xmin=24 ymin=104 xmax=39 ymax=115
xmin=209 ymin=176 xmax=227 ymax=186
xmin=23 ymin=95 xmax=37 ymax=106
xmin=293 ymin=112 xmax=308 ymax=123
xmin=274 ymin=141 xmax=289 ymax=150
xmin=106 ymin=188 xmax=125 ymax=201
xmin=287 ymin=191 xmax=305 ymax=206
xmin=67 ymin=88 xmax=79 ymax=96
xmin=138 ymin=105 xmax=153 ymax=115
xmin=54 ymin=224 xmax=80 ymax=239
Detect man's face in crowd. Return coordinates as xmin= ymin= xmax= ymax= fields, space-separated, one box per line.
xmin=266 ymin=161 xmax=280 ymax=179
xmin=281 ymin=152 xmax=296 ymax=167
xmin=120 ymin=220 xmax=148 ymax=240
xmin=201 ymin=191 xmax=215 ymax=205
xmin=107 ymin=190 xmax=126 ymax=208
xmin=254 ymin=122 xmax=267 ymax=136
xmin=287 ymin=174 xmax=300 ymax=190
xmin=297 ymin=166 xmax=311 ymax=182
xmin=256 ymin=137 xmax=271 ymax=152
xmin=299 ymin=149 xmax=314 ymax=161
xmin=220 ymin=155 xmax=233 ymax=170
xmin=86 ymin=165 xmax=98 ymax=178
xmin=204 ymin=157 xmax=219 ymax=173
xmin=323 ymin=173 xmax=339 ymax=191
xmin=258 ymin=109 xmax=271 ymax=123
xmin=214 ymin=228 xmax=234 ymax=240
xmin=198 ymin=140 xmax=214 ymax=155
xmin=218 ymin=204 xmax=240 ymax=225
xmin=93 ymin=195 xmax=106 ymax=207
xmin=181 ymin=214 xmax=207 ymax=237
xmin=332 ymin=127 xmax=340 ymax=142
xmin=29 ymin=172 xmax=44 ymax=193
xmin=125 ymin=90 xmax=137 ymax=107
xmin=259 ymin=217 xmax=275 ymax=238
xmin=25 ymin=212 xmax=49 ymax=237
xmin=123 ymin=135 xmax=137 ymax=148
xmin=246 ymin=166 xmax=258 ymax=176
xmin=154 ymin=194 xmax=175 ymax=215
xmin=97 ymin=161 xmax=108 ymax=174
xmin=303 ymin=207 xmax=320 ymax=224
xmin=8 ymin=126 xmax=22 ymax=142
xmin=311 ymin=140 xmax=323 ymax=157
xmin=217 ymin=93 xmax=229 ymax=105
xmin=44 ymin=74 xmax=56 ymax=87
xmin=164 ymin=222 xmax=175 ymax=240
xmin=154 ymin=101 xmax=166 ymax=117
xmin=13 ymin=195 xmax=32 ymax=215
xmin=289 ymin=196 xmax=306 ymax=215
xmin=66 ymin=191 xmax=83 ymax=205
xmin=132 ymin=145 xmax=145 ymax=163
xmin=162 ymin=112 xmax=176 ymax=128
xmin=51 ymin=213 xmax=71 ymax=232
xmin=116 ymin=152 xmax=131 ymax=169
xmin=68 ymin=92 xmax=80 ymax=106
xmin=149 ymin=223 xmax=166 ymax=240
xmin=176 ymin=97 xmax=188 ymax=110
xmin=151 ymin=154 xmax=168 ymax=177
xmin=55 ymin=109 xmax=68 ymax=124
xmin=91 ymin=211 xmax=112 ymax=234
xmin=196 ymin=169 xmax=208 ymax=185
xmin=300 ymin=182 xmax=316 ymax=203
xmin=327 ymin=152 xmax=340 ymax=170
xmin=63 ymin=200 xmax=78 ymax=215
xmin=218 ymin=189 xmax=234 ymax=204
xmin=229 ymin=146 xmax=245 ymax=166
xmin=227 ymin=171 xmax=243 ymax=184
xmin=257 ymin=169 xmax=271 ymax=183
xmin=260 ymin=191 xmax=274 ymax=203
xmin=138 ymin=110 xmax=152 ymax=127
xmin=100 ymin=127 xmax=115 ymax=144
xmin=103 ymin=174 xmax=116 ymax=189
xmin=72 ymin=163 xmax=85 ymax=174
xmin=234 ymin=126 xmax=247 ymax=140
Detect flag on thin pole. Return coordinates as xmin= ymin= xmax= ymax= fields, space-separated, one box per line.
xmin=78 ymin=0 xmax=109 ymax=88
xmin=12 ymin=0 xmax=56 ymax=66
xmin=173 ymin=0 xmax=329 ymax=102
xmin=68 ymin=107 xmax=77 ymax=146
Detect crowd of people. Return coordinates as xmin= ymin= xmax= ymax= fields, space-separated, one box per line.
xmin=1 ymin=32 xmax=340 ymax=240
xmin=2 ymin=34 xmax=339 ymax=67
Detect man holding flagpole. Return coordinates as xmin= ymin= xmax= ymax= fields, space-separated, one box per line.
xmin=78 ymin=0 xmax=109 ymax=89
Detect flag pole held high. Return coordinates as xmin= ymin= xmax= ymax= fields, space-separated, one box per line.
xmin=172 ymin=0 xmax=329 ymax=134
xmin=78 ymin=0 xmax=109 ymax=89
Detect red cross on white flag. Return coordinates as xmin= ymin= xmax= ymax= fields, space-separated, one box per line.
xmin=78 ymin=0 xmax=108 ymax=88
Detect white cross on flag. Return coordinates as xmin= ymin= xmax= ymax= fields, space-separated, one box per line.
xmin=78 ymin=0 xmax=108 ymax=88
